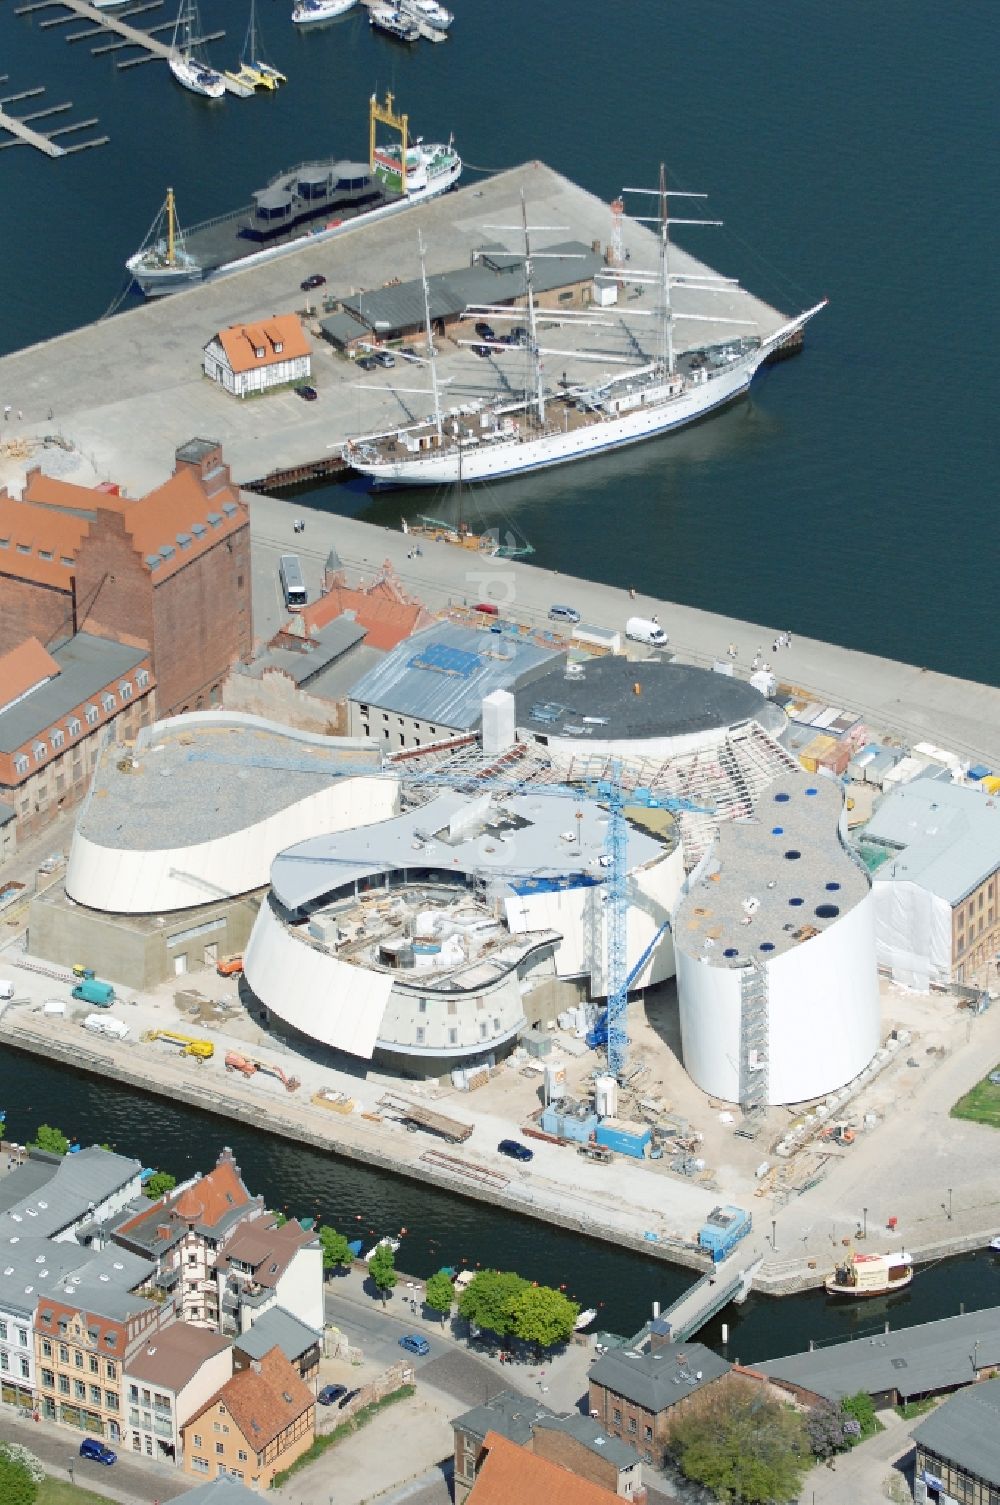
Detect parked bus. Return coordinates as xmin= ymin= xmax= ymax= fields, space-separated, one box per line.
xmin=279 ymin=554 xmax=307 ymax=611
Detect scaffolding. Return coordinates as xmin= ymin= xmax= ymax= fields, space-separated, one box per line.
xmin=739 ymin=960 xmax=769 ymax=1116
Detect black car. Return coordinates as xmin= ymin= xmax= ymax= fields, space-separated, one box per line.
xmin=509 ymin=326 xmax=529 ymax=346
xmin=472 ymin=344 xmax=492 ymax=359
xmin=300 ymin=273 xmax=326 ymax=291
xmin=294 ymin=385 xmax=318 ymax=402
xmin=497 ymin=1138 xmax=534 ymax=1162
xmin=338 ymin=1387 xmax=361 ymax=1410
xmin=474 ymin=321 xmax=495 ymax=340
xmin=318 ymin=1384 xmax=348 ymax=1406
xmin=357 ymin=356 xmax=378 ymax=371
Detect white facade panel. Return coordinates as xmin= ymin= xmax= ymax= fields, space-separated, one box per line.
xmin=67 ymin=777 xmax=395 ymax=914
xmin=244 ymin=898 xmax=392 ymax=1058
xmin=677 ymin=891 xmax=880 ymax=1106
xmin=872 ymin=878 xmax=953 ymax=989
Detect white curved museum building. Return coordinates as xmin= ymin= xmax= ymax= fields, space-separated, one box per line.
xmin=66 ymin=712 xmax=395 ymax=914
xmin=243 ymin=788 xmax=683 ymax=1069
xmin=674 ymin=772 xmax=880 ymax=1106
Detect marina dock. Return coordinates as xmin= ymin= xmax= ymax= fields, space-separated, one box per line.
xmin=0 ymin=83 xmax=107 ymax=155
xmin=12 ymin=0 xmax=237 ymax=92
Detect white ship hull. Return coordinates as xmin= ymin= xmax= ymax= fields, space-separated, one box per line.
xmin=292 ymin=0 xmax=356 ymax=25
xmin=170 ymin=56 xmax=226 ymax=98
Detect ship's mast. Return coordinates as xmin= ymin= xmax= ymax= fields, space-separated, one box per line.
xmin=418 ymin=232 xmax=443 ymax=442
xmin=166 ymin=187 xmax=176 ymax=268
xmin=659 ymin=163 xmax=674 ymax=377
xmin=521 ymin=193 xmax=546 ymax=426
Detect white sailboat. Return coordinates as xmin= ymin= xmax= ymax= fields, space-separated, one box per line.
xmin=169 ymin=0 xmax=226 ymax=98
xmin=343 ymin=167 xmax=826 ymax=487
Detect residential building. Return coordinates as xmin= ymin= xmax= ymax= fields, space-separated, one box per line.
xmin=111 ymin=1148 xmax=266 ymax=1327
xmin=864 ymin=778 xmax=1000 ymax=986
xmin=466 ymin=1430 xmax=623 ymax=1505
xmin=0 ymin=439 xmax=251 ymax=715
xmin=125 ymin=1322 xmax=232 ymax=1465
xmin=912 ymin=1379 xmax=1000 ymax=1505
xmin=588 ymin=1342 xmax=732 ymax=1468
xmin=233 ymin=1307 xmax=320 ymax=1391
xmin=453 ymin=1391 xmax=644 ymax=1503
xmin=182 ymin=1344 xmax=315 ymax=1492
xmin=172 ymin=1480 xmax=260 ymax=1505
xmin=347 ymin=622 xmax=559 ymax=750
xmin=216 ymin=1219 xmax=323 ymax=1336
xmin=0 ymin=632 xmax=155 ymax=843
xmin=203 ymin=316 xmax=311 ymax=398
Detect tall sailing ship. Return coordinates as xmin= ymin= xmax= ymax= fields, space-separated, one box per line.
xmin=343 ymin=169 xmax=825 ymax=487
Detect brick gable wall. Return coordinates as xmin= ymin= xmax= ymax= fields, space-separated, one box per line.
xmin=150 ymin=520 xmax=251 ymax=713
xmin=0 ymin=572 xmax=74 ymax=655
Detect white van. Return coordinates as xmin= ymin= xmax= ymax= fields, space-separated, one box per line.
xmin=625 ymin=616 xmax=669 ymax=648
xmin=0 ymin=980 xmax=14 ymax=1001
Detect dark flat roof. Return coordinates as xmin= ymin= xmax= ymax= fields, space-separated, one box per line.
xmin=913 ymin=1380 xmax=1000 ymax=1484
xmin=516 ymin=659 xmax=769 ymax=741
xmin=0 ymin=633 xmax=148 ymax=753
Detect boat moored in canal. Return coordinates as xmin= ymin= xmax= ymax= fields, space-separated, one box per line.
xmin=825 ymin=1250 xmax=913 ymax=1298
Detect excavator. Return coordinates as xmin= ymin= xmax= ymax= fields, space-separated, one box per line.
xmin=224 ymin=1050 xmax=300 ymax=1092
xmin=143 ymin=1030 xmax=214 ymax=1059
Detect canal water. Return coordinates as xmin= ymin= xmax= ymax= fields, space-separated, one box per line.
xmin=0 ymin=0 xmax=994 ymax=686
xmin=3 ymin=1051 xmax=999 ymax=1363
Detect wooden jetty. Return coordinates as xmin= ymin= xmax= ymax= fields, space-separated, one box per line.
xmin=11 ymin=0 xmax=243 ymax=96
xmin=0 ymin=83 xmax=107 ymax=155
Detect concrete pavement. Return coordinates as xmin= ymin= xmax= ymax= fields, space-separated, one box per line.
xmin=799 ymin=1408 xmax=915 ymax=1505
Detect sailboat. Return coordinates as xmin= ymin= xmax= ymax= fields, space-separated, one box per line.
xmin=169 ymin=0 xmax=226 ymax=98
xmin=343 ymin=168 xmax=826 ymax=487
xmin=126 ymin=188 xmax=204 ymax=296
xmin=226 ymin=0 xmax=286 ymax=90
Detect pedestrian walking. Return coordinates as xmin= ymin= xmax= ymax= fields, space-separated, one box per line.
xmin=16 ymin=410 xmax=22 ymax=422
xmin=3 ymin=405 xmax=10 ymax=421
xmin=786 ymin=630 xmax=792 ymax=646
xmin=629 ymin=586 xmax=636 ymax=599
xmin=727 ymin=642 xmax=738 ymax=659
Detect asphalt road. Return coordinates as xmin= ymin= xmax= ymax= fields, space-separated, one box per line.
xmin=0 ymin=1408 xmax=189 ymax=1503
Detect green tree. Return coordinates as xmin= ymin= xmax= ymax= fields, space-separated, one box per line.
xmin=144 ymin=1171 xmax=177 ymax=1200
xmin=318 ymin=1226 xmax=353 ymax=1273
xmin=457 ymin=1270 xmax=527 ymax=1340
xmin=424 ymin=1270 xmax=456 ymax=1327
xmin=30 ymin=1124 xmax=69 ymax=1156
xmin=508 ymin=1284 xmax=579 ymax=1350
xmin=668 ymin=1375 xmax=809 ymax=1505
xmin=369 ymin=1243 xmax=397 ymax=1307
xmin=840 ymin=1390 xmax=882 ymax=1444
xmin=0 ymin=1452 xmax=37 ymax=1505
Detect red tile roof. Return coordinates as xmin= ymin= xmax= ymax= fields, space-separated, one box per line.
xmin=468 ymin=1433 xmax=622 ymax=1505
xmin=187 ymin=1346 xmax=313 ymax=1452
xmin=0 ymin=637 xmax=60 ymax=708
xmin=0 ymin=495 xmax=89 ymax=588
xmin=215 ymin=315 xmax=311 ymax=375
xmin=296 ymin=579 xmax=431 ymax=652
xmin=173 ymin=1156 xmax=252 ymax=1229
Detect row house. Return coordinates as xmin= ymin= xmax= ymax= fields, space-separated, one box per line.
xmin=233 ymin=1307 xmax=321 ymax=1393
xmin=125 ymin=1322 xmax=232 ymax=1465
xmin=182 ymin=1344 xmax=315 ymax=1492
xmin=216 ymin=1218 xmax=323 ymax=1338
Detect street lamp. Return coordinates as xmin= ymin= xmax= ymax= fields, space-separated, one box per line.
xmin=67 ymin=1460 xmax=74 ymax=1485
xmin=771 ymin=1219 xmax=777 ymax=1253
xmin=948 ymin=1188 xmax=953 ymax=1222
xmin=862 ymin=1206 xmax=868 ymax=1241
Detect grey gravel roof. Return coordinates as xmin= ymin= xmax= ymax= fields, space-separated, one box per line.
xmin=250 ymin=616 xmax=367 ymax=687
xmin=674 ymin=771 xmax=868 ymax=965
xmin=516 ymin=659 xmax=773 ymax=741
xmin=347 ymin=622 xmax=558 ymax=731
xmin=0 ymin=1145 xmax=141 ymax=1241
xmin=0 ymin=633 xmax=148 ymax=753
xmin=0 ymin=1152 xmax=60 ymax=1217
xmin=757 ymin=1306 xmax=1000 ymax=1403
xmin=79 ymin=713 xmax=381 ymax=850
xmin=865 ymin=779 xmax=1000 ymax=905
xmin=235 ymin=1305 xmax=321 ymax=1362
xmin=589 ymin=1342 xmax=731 ymax=1412
xmin=534 ymin=1413 xmax=640 ymax=1470
xmin=340 ymin=240 xmax=605 ymax=337
xmin=453 ymin=1389 xmax=555 ymax=1446
xmin=912 ymin=1379 xmax=1000 ymax=1484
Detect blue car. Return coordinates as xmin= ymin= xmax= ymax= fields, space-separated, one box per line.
xmin=399 ymin=1333 xmax=430 ymax=1356
xmin=80 ymin=1438 xmax=117 ymax=1464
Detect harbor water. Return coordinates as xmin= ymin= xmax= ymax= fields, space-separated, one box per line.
xmin=2 ymin=1051 xmax=1000 ymax=1362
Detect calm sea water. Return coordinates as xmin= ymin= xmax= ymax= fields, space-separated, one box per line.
xmin=0 ymin=0 xmax=994 ymax=683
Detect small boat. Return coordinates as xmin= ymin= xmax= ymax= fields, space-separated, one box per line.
xmin=989 ymin=1236 xmax=1000 ymax=1252
xmin=292 ymin=0 xmax=356 ymax=23
xmin=126 ymin=187 xmax=204 ymax=297
xmin=403 ymin=0 xmax=453 ymax=27
xmin=370 ymin=4 xmax=420 ymax=41
xmin=825 ymin=1250 xmax=913 ymax=1298
xmin=347 ymin=1238 xmax=364 ymax=1258
xmin=169 ymin=0 xmax=226 ymax=98
xmin=227 ymin=0 xmax=285 ymax=89
xmin=575 ymin=1307 xmax=598 ymax=1331
xmin=364 ymin=1235 xmax=401 ymax=1261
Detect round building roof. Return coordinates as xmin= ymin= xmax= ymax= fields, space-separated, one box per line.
xmin=516 ymin=659 xmax=775 ymax=742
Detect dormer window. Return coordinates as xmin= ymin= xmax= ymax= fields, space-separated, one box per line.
xmin=255 ymin=346 xmax=265 ymax=359
xmin=273 ymin=341 xmax=283 ymax=354
xmin=101 ymin=692 xmax=115 ymax=713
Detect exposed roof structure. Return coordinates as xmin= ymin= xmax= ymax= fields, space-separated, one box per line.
xmin=340 ymin=240 xmax=605 ymax=337
xmin=189 ymin=1345 xmax=313 ymax=1451
xmin=757 ymin=1307 xmax=1000 ymax=1403
xmin=270 ymin=787 xmax=666 ymax=914
xmin=78 ymin=714 xmax=382 ymax=850
xmin=517 ymin=658 xmax=775 ymax=742
xmin=234 ymin=1306 xmax=321 ymax=1363
xmin=347 ymin=622 xmax=559 ymax=731
xmin=212 ymin=315 xmax=311 ymax=375
xmin=865 ymin=778 xmax=1000 ymax=905
xmin=912 ymin=1379 xmax=1000 ymax=1484
xmin=0 ymin=633 xmax=150 ymax=756
xmin=125 ymin=1322 xmax=231 ymax=1390
xmin=589 ymin=1342 xmax=731 ymax=1412
xmin=674 ymin=772 xmax=868 ymax=966
xmin=468 ymin=1431 xmax=621 ymax=1505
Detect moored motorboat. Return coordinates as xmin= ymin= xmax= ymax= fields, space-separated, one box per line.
xmin=575 ymin=1307 xmax=598 ymax=1331
xmin=403 ymin=0 xmax=453 ymax=27
xmin=292 ymin=0 xmax=356 ymax=23
xmin=825 ymin=1250 xmax=913 ymax=1298
xmin=370 ymin=4 xmax=420 ymax=41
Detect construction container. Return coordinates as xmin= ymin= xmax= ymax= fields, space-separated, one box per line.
xmin=817 ymin=741 xmax=852 ymax=777
xmin=798 ymin=734 xmax=837 ymax=773
xmin=524 ymin=1032 xmax=553 ymax=1059
xmin=698 ymin=1204 xmax=752 ymax=1263
xmin=540 ymin=1099 xmax=599 ymax=1143
xmin=594 ymin=1117 xmax=651 ymax=1159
